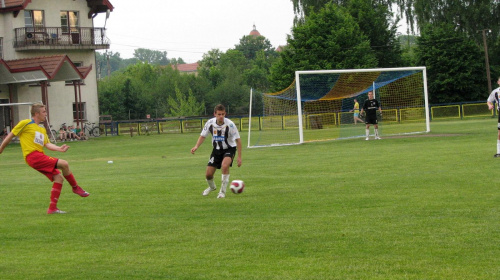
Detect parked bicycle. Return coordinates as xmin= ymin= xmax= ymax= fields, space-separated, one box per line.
xmin=83 ymin=122 xmax=101 ymax=137
xmin=49 ymin=125 xmax=58 ymax=142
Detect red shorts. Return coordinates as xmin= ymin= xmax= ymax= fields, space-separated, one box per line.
xmin=25 ymin=151 xmax=60 ymax=182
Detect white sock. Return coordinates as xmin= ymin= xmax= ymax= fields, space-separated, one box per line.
xmin=497 ymin=140 xmax=500 ymax=154
xmin=220 ymin=174 xmax=230 ymax=194
xmin=206 ymin=179 xmax=216 ymax=190
xmin=375 ymin=129 xmax=379 ymax=137
xmin=365 ymin=129 xmax=370 ymax=137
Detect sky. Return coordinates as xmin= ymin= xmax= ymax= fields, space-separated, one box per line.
xmin=93 ymin=0 xmax=297 ymax=63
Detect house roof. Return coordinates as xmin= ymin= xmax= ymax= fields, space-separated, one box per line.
xmin=0 ymin=55 xmax=92 ymax=84
xmin=87 ymin=0 xmax=114 ymax=18
xmin=172 ymin=62 xmax=199 ymax=73
xmin=0 ymin=0 xmax=113 ymax=18
xmin=0 ymin=0 xmax=31 ymax=12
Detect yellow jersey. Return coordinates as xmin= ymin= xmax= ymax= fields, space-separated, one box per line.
xmin=11 ymin=119 xmax=49 ymax=160
xmin=354 ymin=102 xmax=360 ymax=113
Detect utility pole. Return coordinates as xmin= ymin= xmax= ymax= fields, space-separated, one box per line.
xmin=479 ymin=29 xmax=492 ymax=94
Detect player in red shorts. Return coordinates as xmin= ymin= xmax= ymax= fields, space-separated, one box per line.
xmin=0 ymin=103 xmax=89 ymax=214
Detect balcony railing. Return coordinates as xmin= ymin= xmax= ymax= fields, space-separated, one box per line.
xmin=14 ymin=27 xmax=110 ymax=50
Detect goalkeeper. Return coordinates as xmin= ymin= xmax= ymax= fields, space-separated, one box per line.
xmin=360 ymin=91 xmax=382 ymax=140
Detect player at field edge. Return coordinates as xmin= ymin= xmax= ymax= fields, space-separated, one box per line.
xmin=349 ymin=98 xmax=364 ymax=125
xmin=486 ymin=76 xmax=500 ymax=157
xmin=190 ymin=104 xmax=242 ymax=199
xmin=360 ymin=91 xmax=382 ymax=140
xmin=0 ymin=103 xmax=89 ymax=214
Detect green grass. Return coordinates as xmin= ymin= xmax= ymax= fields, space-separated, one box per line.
xmin=1 ymin=118 xmax=500 ymax=279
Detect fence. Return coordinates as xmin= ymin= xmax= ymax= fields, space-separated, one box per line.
xmin=98 ymin=102 xmax=494 ymax=136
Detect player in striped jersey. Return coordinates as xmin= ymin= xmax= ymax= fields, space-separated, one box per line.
xmin=191 ymin=104 xmax=242 ymax=198
xmin=487 ymin=77 xmax=500 ymax=157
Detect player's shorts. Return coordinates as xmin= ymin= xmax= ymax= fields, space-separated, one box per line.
xmin=365 ymin=115 xmax=378 ymax=125
xmin=207 ymin=147 xmax=236 ymax=169
xmin=25 ymin=151 xmax=60 ymax=182
xmin=354 ymin=113 xmax=360 ymax=117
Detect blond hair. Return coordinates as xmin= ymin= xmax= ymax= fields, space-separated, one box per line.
xmin=30 ymin=103 xmax=45 ymax=117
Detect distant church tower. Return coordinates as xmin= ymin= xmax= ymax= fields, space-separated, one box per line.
xmin=249 ymin=24 xmax=261 ymax=37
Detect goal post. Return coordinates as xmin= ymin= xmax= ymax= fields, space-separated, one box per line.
xmin=248 ymin=67 xmax=430 ymax=148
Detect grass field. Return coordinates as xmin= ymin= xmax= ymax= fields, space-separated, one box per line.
xmin=1 ymin=118 xmax=499 ymax=279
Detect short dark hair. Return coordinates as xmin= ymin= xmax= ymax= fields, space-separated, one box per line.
xmin=214 ymin=104 xmax=225 ymax=113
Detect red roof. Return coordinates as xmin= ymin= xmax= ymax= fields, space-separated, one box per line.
xmin=1 ymin=0 xmax=114 ymax=17
xmin=0 ymin=55 xmax=92 ymax=84
xmin=250 ymin=24 xmax=261 ymax=37
xmin=0 ymin=0 xmax=31 ymax=12
xmin=5 ymin=55 xmax=83 ymax=79
xmin=173 ymin=62 xmax=199 ymax=73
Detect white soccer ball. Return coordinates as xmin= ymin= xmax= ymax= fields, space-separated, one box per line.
xmin=230 ymin=180 xmax=245 ymax=194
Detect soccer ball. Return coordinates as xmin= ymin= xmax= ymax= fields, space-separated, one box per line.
xmin=230 ymin=180 xmax=245 ymax=194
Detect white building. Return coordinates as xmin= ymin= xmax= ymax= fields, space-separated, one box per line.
xmin=0 ymin=0 xmax=113 ymax=133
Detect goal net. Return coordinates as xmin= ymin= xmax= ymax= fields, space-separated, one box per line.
xmin=248 ymin=67 xmax=429 ymax=148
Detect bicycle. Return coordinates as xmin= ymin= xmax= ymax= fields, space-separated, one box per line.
xmin=83 ymin=122 xmax=101 ymax=137
xmin=49 ymin=125 xmax=59 ymax=142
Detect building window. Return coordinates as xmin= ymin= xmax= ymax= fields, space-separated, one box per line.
xmin=60 ymin=11 xmax=79 ymax=33
xmin=73 ymin=102 xmax=86 ymax=121
xmin=24 ymin=10 xmax=45 ymax=31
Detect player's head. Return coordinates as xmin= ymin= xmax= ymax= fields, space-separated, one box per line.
xmin=31 ymin=103 xmax=46 ymax=116
xmin=31 ymin=103 xmax=47 ymax=122
xmin=214 ymin=104 xmax=225 ymax=114
xmin=213 ymin=104 xmax=226 ymax=123
xmin=368 ymin=91 xmax=374 ymax=99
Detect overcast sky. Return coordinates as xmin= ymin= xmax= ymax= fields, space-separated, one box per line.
xmin=93 ymin=0 xmax=296 ymax=63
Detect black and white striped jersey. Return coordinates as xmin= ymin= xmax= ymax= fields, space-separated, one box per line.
xmin=487 ymin=87 xmax=500 ymax=109
xmin=200 ymin=117 xmax=240 ymax=150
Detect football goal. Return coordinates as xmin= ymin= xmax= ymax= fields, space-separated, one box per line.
xmin=248 ymin=67 xmax=430 ymax=148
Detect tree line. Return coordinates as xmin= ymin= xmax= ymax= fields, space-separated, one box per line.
xmin=97 ymin=0 xmax=500 ymax=120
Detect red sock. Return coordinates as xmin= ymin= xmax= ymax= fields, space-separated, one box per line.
xmin=64 ymin=173 xmax=78 ymax=187
xmin=49 ymin=182 xmax=63 ymax=210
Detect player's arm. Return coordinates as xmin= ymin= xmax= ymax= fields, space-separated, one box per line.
xmin=191 ymin=136 xmax=206 ymax=154
xmin=488 ymin=101 xmax=495 ymax=110
xmin=45 ymin=143 xmax=69 ymax=152
xmin=0 ymin=132 xmax=15 ymax=154
xmin=487 ymin=94 xmax=496 ymax=110
xmin=235 ymin=138 xmax=242 ymax=167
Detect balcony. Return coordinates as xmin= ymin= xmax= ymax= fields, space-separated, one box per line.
xmin=13 ymin=27 xmax=110 ymax=51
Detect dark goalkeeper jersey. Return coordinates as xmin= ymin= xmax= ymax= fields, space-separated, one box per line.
xmin=363 ymin=99 xmax=380 ymax=118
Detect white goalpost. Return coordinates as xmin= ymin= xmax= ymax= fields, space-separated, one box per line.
xmin=248 ymin=67 xmax=430 ymax=148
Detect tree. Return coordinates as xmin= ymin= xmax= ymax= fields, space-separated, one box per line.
xmin=198 ymin=49 xmax=223 ymax=88
xmin=235 ymin=34 xmax=276 ymax=60
xmin=270 ymin=3 xmax=378 ymax=91
xmin=169 ymin=57 xmax=186 ymax=65
xmin=416 ymin=23 xmax=484 ymax=103
xmin=166 ymin=85 xmax=205 ymax=117
xmin=346 ymin=0 xmax=402 ymax=67
xmin=133 ymin=48 xmax=170 ymax=65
